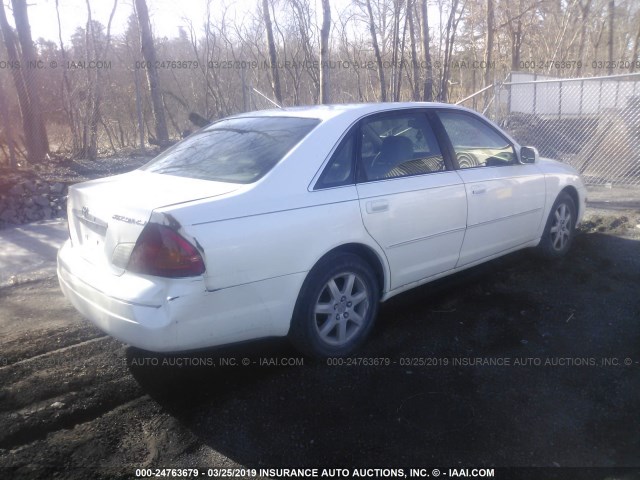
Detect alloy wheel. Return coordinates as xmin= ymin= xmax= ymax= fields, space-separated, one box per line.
xmin=313 ymin=272 xmax=370 ymax=346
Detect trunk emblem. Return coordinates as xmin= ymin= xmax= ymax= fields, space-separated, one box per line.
xmin=112 ymin=214 xmax=147 ymax=226
xmin=72 ymin=206 xmax=108 ymax=233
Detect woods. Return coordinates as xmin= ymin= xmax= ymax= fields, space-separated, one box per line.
xmin=0 ymin=0 xmax=640 ymax=165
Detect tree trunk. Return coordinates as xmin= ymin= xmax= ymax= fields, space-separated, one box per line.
xmin=55 ymin=0 xmax=80 ymax=155
xmin=84 ymin=2 xmax=98 ymax=159
xmin=365 ymin=0 xmax=386 ymax=101
xmin=608 ymin=0 xmax=614 ymax=75
xmin=630 ymin=15 xmax=640 ymax=72
xmin=290 ymin=0 xmax=319 ymax=100
xmin=0 ymin=83 xmax=17 ymax=167
xmin=134 ymin=67 xmax=145 ymax=151
xmin=262 ymin=0 xmax=283 ymax=105
xmin=390 ymin=0 xmax=400 ymax=101
xmin=420 ymin=0 xmax=433 ymax=101
xmin=395 ymin=1 xmax=409 ymax=102
xmin=439 ymin=0 xmax=456 ymax=102
xmin=483 ymin=0 xmax=494 ymax=108
xmin=84 ymin=0 xmax=118 ymax=160
xmin=439 ymin=0 xmax=464 ymax=102
xmin=134 ymin=0 xmax=169 ymax=145
xmin=576 ymin=0 xmax=592 ymax=75
xmin=320 ymin=0 xmax=331 ymax=104
xmin=407 ymin=0 xmax=420 ymax=101
xmin=2 ymin=0 xmax=48 ymax=164
xmin=511 ymin=18 xmax=523 ymax=71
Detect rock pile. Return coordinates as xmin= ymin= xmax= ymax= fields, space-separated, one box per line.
xmin=0 ymin=179 xmax=67 ymax=229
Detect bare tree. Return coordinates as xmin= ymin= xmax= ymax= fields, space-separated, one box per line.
xmin=134 ymin=0 xmax=169 ymax=145
xmin=438 ymin=0 xmax=465 ymax=102
xmin=0 ymin=2 xmax=29 ymax=163
xmin=364 ymin=0 xmax=387 ymax=101
xmin=289 ymin=0 xmax=320 ymax=101
xmin=3 ymin=0 xmax=640 ymax=167
xmin=483 ymin=0 xmax=494 ymax=107
xmin=262 ymin=0 xmax=283 ymax=104
xmin=84 ymin=0 xmax=118 ymax=160
xmin=420 ymin=0 xmax=433 ymax=101
xmin=56 ymin=0 xmax=81 ymax=155
xmin=390 ymin=0 xmax=409 ymax=102
xmin=407 ymin=0 xmax=420 ymax=100
xmin=576 ymin=0 xmax=592 ymax=75
xmin=502 ymin=0 xmax=535 ymax=72
xmin=2 ymin=0 xmax=49 ymax=163
xmin=631 ymin=11 xmax=640 ymax=72
xmin=320 ymin=0 xmax=331 ymax=103
xmin=607 ymin=0 xmax=614 ymax=74
xmin=0 ymin=82 xmax=17 ymax=167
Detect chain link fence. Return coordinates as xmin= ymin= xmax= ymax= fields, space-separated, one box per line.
xmin=457 ymin=72 xmax=640 ymax=187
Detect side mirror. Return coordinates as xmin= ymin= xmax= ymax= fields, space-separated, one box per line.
xmin=520 ymin=146 xmax=538 ymax=164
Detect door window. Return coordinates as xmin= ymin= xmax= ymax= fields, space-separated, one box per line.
xmin=438 ymin=111 xmax=516 ymax=169
xmin=360 ymin=113 xmax=445 ymax=181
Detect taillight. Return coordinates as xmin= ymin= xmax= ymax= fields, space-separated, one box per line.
xmin=127 ymin=223 xmax=205 ymax=278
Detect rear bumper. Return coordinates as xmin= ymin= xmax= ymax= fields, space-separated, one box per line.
xmin=57 ymin=240 xmax=304 ymax=352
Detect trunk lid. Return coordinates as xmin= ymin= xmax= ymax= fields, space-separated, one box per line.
xmin=67 ymin=170 xmax=238 ymax=275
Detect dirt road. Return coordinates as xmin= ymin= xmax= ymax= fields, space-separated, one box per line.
xmin=1 ymin=210 xmax=639 ymax=479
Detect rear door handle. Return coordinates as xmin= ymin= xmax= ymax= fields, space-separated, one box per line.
xmin=366 ymin=199 xmax=389 ymax=213
xmin=471 ymin=185 xmax=487 ymax=195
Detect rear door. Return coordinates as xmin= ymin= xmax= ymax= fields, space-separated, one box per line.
xmin=354 ymin=110 xmax=467 ymax=291
xmin=435 ymin=110 xmax=546 ymax=267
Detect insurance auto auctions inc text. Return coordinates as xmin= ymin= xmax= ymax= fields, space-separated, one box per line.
xmin=257 ymin=468 xmax=494 ymax=478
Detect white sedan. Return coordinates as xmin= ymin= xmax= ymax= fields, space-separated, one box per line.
xmin=57 ymin=102 xmax=587 ymax=357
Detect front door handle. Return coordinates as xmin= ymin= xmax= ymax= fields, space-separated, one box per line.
xmin=471 ymin=185 xmax=487 ymax=195
xmin=366 ymin=199 xmax=389 ymax=213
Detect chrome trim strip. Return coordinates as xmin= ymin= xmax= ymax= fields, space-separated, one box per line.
xmin=467 ymin=207 xmax=542 ymax=228
xmin=72 ymin=208 xmax=108 ymax=232
xmin=387 ymin=226 xmax=466 ymax=249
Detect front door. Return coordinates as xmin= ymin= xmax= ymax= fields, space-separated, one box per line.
xmin=436 ymin=110 xmax=546 ymax=267
xmin=355 ymin=111 xmax=467 ymax=291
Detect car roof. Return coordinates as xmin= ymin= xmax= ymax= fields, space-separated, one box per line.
xmin=229 ymin=102 xmax=471 ymax=123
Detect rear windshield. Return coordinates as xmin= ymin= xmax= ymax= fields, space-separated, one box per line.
xmin=142 ymin=116 xmax=320 ymax=183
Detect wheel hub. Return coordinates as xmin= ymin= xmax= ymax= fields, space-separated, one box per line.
xmin=315 ymin=272 xmax=369 ymax=346
xmin=550 ymin=203 xmax=572 ymax=251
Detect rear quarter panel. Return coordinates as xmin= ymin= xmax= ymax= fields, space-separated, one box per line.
xmin=155 ymin=185 xmax=389 ymax=335
xmin=191 ymin=189 xmax=381 ymax=292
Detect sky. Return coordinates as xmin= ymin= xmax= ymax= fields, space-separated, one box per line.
xmin=5 ymin=0 xmax=217 ymax=43
xmin=4 ymin=0 xmax=311 ymax=43
xmin=6 ymin=0 xmax=444 ymax=45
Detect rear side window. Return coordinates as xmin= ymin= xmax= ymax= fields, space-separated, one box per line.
xmin=316 ymin=133 xmax=355 ymax=189
xmin=142 ymin=116 xmax=320 ymax=183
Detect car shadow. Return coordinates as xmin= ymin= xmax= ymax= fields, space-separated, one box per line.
xmin=126 ymin=232 xmax=640 ymax=468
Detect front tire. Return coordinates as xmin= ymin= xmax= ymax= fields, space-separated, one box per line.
xmin=289 ymin=253 xmax=380 ymax=358
xmin=538 ymin=191 xmax=577 ymax=258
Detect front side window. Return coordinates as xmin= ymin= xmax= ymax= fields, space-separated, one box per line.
xmin=142 ymin=116 xmax=319 ymax=183
xmin=438 ymin=111 xmax=516 ymax=169
xmin=359 ymin=112 xmax=445 ymax=181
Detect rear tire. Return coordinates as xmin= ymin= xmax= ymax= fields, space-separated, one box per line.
xmin=289 ymin=252 xmax=379 ymax=358
xmin=538 ymin=191 xmax=577 ymax=258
